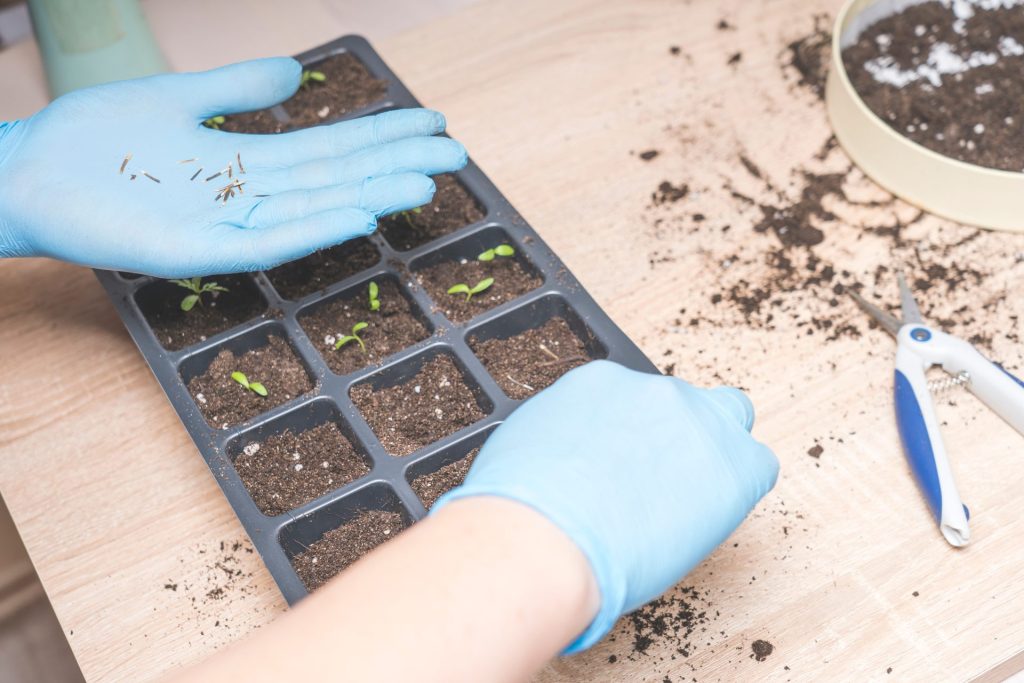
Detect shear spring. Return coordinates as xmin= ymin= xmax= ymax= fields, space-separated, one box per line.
xmin=928 ymin=371 xmax=970 ymax=395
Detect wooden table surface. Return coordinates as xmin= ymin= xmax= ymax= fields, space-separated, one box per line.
xmin=3 ymin=0 xmax=1024 ymax=681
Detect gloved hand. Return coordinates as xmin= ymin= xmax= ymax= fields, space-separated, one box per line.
xmin=435 ymin=360 xmax=779 ymax=653
xmin=0 ymin=58 xmax=467 ymax=277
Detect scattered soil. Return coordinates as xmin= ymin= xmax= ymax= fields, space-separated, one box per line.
xmin=416 ymin=256 xmax=542 ymax=324
xmin=219 ymin=110 xmax=285 ymax=134
xmin=283 ymin=53 xmax=388 ymax=128
xmin=751 ymin=639 xmax=775 ymax=662
xmin=234 ymin=422 xmax=370 ymax=516
xmin=622 ymin=586 xmax=714 ymax=660
xmin=410 ymin=448 xmax=480 ymax=508
xmin=639 ymin=149 xmax=661 ymax=161
xmin=807 ymin=444 xmax=824 ymax=458
xmin=843 ymin=1 xmax=1024 ymax=171
xmin=470 ymin=318 xmax=591 ymax=400
xmin=292 ymin=510 xmax=405 ymax=591
xmin=652 ymin=181 xmax=689 ymax=205
xmin=137 ymin=275 xmax=266 ymax=351
xmin=187 ymin=336 xmax=314 ymax=428
xmin=351 ymin=355 xmax=486 ymax=456
xmin=378 ymin=175 xmax=485 ymax=250
xmin=785 ymin=15 xmax=832 ymax=100
xmin=266 ymin=237 xmax=380 ymax=300
xmin=299 ymin=278 xmax=430 ymax=376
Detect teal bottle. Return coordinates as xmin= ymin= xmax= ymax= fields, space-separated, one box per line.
xmin=27 ymin=0 xmax=168 ymax=98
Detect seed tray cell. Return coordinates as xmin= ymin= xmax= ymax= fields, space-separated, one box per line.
xmin=94 ymin=35 xmax=657 ymax=605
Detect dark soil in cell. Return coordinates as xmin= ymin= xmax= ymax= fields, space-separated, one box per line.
xmin=266 ymin=238 xmax=380 ymax=300
xmin=843 ymin=1 xmax=1024 ymax=171
xmin=292 ymin=510 xmax=405 ymax=591
xmin=378 ymin=175 xmax=485 ymax=250
xmin=411 ymin=448 xmax=479 ymax=508
xmin=187 ymin=336 xmax=313 ymax=428
xmin=235 ymin=422 xmax=370 ymax=516
xmin=219 ymin=110 xmax=285 ymax=134
xmin=138 ymin=275 xmax=266 ymax=351
xmin=351 ymin=355 xmax=486 ymax=456
xmin=283 ymin=53 xmax=388 ymax=128
xmin=300 ymin=279 xmax=430 ymax=376
xmin=470 ymin=318 xmax=590 ymax=400
xmin=416 ymin=257 xmax=542 ymax=324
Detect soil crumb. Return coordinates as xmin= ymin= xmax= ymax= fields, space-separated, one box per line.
xmin=785 ymin=15 xmax=832 ymax=100
xmin=751 ymin=639 xmax=774 ymax=662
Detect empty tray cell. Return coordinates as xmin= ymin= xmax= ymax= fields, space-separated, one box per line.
xmin=180 ymin=323 xmax=315 ymax=429
xmin=413 ymin=227 xmax=543 ymax=324
xmin=136 ymin=275 xmax=267 ymax=351
xmin=378 ymin=174 xmax=486 ymax=251
xmin=406 ymin=427 xmax=493 ymax=509
xmin=219 ymin=109 xmax=285 ymax=134
xmin=283 ymin=52 xmax=388 ymax=128
xmin=283 ymin=484 xmax=410 ymax=591
xmin=351 ymin=349 xmax=492 ymax=457
xmin=467 ymin=296 xmax=605 ymax=400
xmin=265 ymin=237 xmax=380 ymax=301
xmin=299 ymin=275 xmax=432 ymax=377
xmin=227 ymin=399 xmax=372 ymax=516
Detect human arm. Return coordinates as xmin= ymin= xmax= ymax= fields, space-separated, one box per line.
xmin=173 ymin=497 xmax=599 ymax=683
xmin=170 ymin=361 xmax=779 ymax=682
xmin=0 ymin=58 xmax=466 ymax=276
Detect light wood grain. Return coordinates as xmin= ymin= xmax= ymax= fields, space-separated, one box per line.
xmin=2 ymin=0 xmax=1024 ymax=681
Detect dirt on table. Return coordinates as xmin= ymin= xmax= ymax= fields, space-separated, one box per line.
xmin=785 ymin=14 xmax=832 ymax=100
xmin=137 ymin=275 xmax=266 ymax=351
xmin=283 ymin=53 xmax=388 ymax=128
xmin=378 ymin=174 xmax=485 ymax=251
xmin=299 ymin=278 xmax=430 ymax=376
xmin=266 ymin=237 xmax=380 ymax=300
xmin=351 ymin=355 xmax=486 ymax=456
xmin=219 ymin=110 xmax=285 ymax=134
xmin=292 ymin=510 xmax=406 ymax=591
xmin=842 ymin=1 xmax=1024 ymax=172
xmin=187 ymin=335 xmax=313 ymax=428
xmin=751 ymin=639 xmax=775 ymax=662
xmin=410 ymin=448 xmax=480 ymax=508
xmin=416 ymin=255 xmax=543 ymax=324
xmin=470 ymin=318 xmax=591 ymax=400
xmin=234 ymin=422 xmax=370 ymax=516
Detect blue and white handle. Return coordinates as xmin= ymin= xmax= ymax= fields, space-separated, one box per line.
xmin=895 ymin=324 xmax=1024 ymax=547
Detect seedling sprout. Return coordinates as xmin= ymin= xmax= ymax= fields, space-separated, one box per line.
xmin=300 ymin=69 xmax=327 ymax=88
xmin=334 ymin=322 xmax=369 ymax=353
xmin=447 ymin=278 xmax=494 ymax=302
xmin=231 ymin=371 xmax=268 ymax=397
xmin=203 ymin=115 xmax=226 ymax=130
xmin=368 ymin=281 xmax=380 ymax=312
xmin=170 ymin=277 xmax=229 ymax=311
xmin=399 ymin=206 xmax=423 ymax=226
xmin=477 ymin=244 xmax=515 ymax=262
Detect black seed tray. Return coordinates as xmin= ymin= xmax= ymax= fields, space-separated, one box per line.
xmin=94 ymin=35 xmax=657 ymax=605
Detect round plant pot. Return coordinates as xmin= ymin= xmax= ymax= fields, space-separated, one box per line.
xmin=826 ymin=0 xmax=1024 ymax=233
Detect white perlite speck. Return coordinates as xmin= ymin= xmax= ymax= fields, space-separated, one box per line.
xmin=325 ymin=334 xmax=336 ymax=346
xmin=196 ymin=393 xmax=207 ymax=405
xmin=294 ymin=463 xmax=303 ymax=472
xmin=434 ymin=407 xmax=444 ymax=420
xmin=243 ymin=443 xmax=260 ymax=456
xmin=975 ymin=82 xmax=995 ymax=94
xmin=974 ymin=123 xmax=986 ymax=134
xmin=864 ymin=39 xmax=1006 ymax=88
xmin=317 ymin=106 xmax=330 ymax=118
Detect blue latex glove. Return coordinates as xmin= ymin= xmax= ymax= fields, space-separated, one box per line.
xmin=0 ymin=58 xmax=467 ymax=277
xmin=435 ymin=360 xmax=779 ymax=653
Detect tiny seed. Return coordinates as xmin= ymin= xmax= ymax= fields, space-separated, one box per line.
xmin=236 ymin=153 xmax=245 ymax=174
xmin=190 ymin=167 xmax=203 ymax=181
xmin=142 ymin=171 xmax=161 ymax=183
xmin=119 ymin=153 xmax=132 ymax=174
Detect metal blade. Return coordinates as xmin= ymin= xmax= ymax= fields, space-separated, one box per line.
xmin=848 ymin=289 xmax=902 ymax=338
xmin=897 ymin=271 xmax=924 ymax=324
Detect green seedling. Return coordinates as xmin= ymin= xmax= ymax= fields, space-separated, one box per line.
xmin=447 ymin=278 xmax=494 ymax=302
xmin=231 ymin=371 xmax=268 ymax=397
xmin=399 ymin=206 xmax=423 ymax=226
xmin=335 ymin=322 xmax=369 ymax=353
xmin=170 ymin=277 xmax=229 ymax=311
xmin=203 ymin=115 xmax=226 ymax=129
xmin=368 ymin=281 xmax=381 ymax=312
xmin=300 ymin=69 xmax=327 ymax=88
xmin=477 ymin=244 xmax=515 ymax=262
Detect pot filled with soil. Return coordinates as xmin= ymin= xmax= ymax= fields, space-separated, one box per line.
xmin=827 ymin=0 xmax=1024 ymax=231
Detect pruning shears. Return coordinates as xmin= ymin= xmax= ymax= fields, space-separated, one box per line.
xmin=850 ymin=273 xmax=1024 ymax=547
